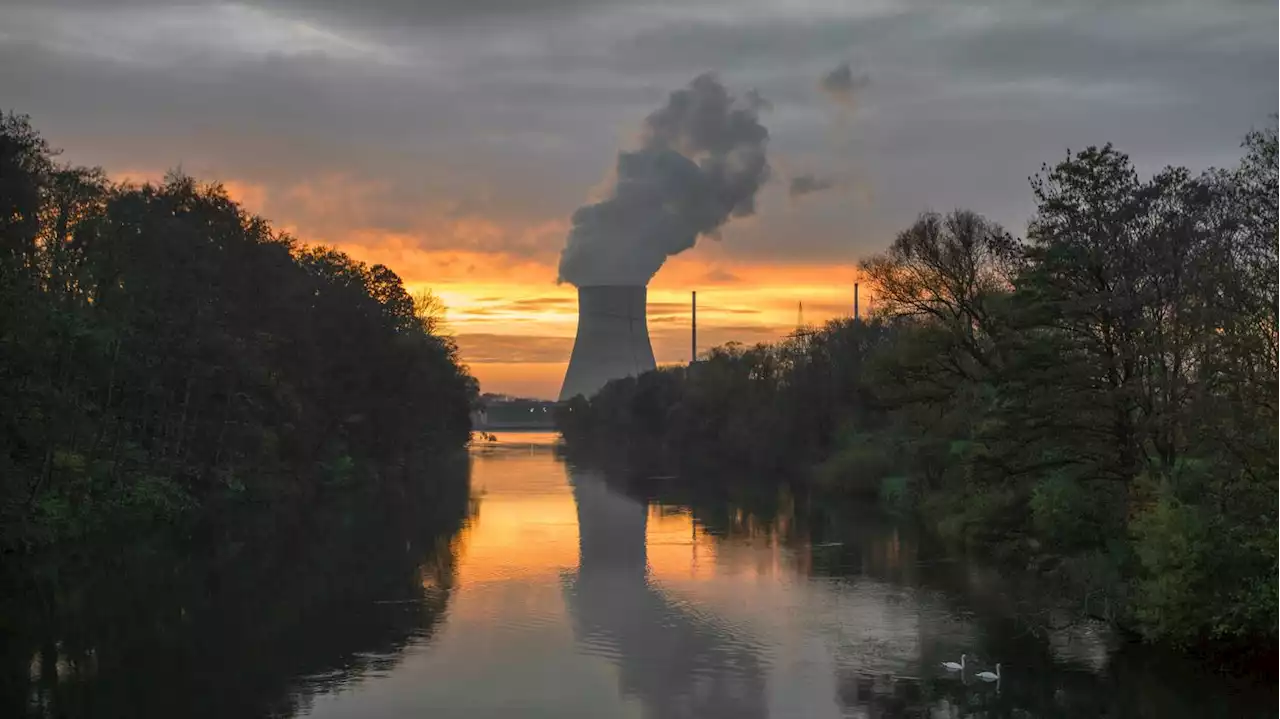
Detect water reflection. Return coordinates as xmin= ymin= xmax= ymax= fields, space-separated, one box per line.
xmin=0 ymin=458 xmax=472 ymax=719
xmin=564 ymin=468 xmax=768 ymax=719
xmin=582 ymin=468 xmax=1275 ymax=719
xmin=4 ymin=435 xmax=1273 ymax=718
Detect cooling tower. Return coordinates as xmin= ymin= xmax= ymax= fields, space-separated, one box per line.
xmin=559 ymin=285 xmax=656 ymax=401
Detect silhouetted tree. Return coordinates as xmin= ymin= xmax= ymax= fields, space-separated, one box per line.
xmin=0 ymin=114 xmax=476 ymax=549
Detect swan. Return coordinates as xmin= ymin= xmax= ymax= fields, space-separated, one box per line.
xmin=976 ymin=663 xmax=1001 ymax=682
xmin=940 ymin=654 xmax=967 ymax=672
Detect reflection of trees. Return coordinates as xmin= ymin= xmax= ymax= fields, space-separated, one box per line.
xmin=560 ymin=461 xmax=1276 ymax=718
xmin=833 ymin=669 xmax=1016 ymax=719
xmin=1 ymin=462 xmax=473 ymax=719
xmin=563 ymin=469 xmax=768 ymax=719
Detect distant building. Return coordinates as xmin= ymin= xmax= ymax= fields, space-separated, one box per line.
xmin=473 ymin=395 xmax=556 ymax=430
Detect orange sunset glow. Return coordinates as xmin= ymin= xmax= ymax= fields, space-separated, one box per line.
xmin=205 ymin=174 xmax=872 ymax=398
xmin=377 ymin=253 xmax=867 ymax=399
xmin=17 ymin=0 xmax=1268 ymax=405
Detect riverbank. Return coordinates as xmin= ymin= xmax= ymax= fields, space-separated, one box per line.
xmin=5 ymin=430 xmax=1273 ymax=717
xmin=558 ymin=435 xmax=1277 ymax=678
xmin=555 ymin=128 xmax=1278 ymax=660
xmin=572 ymin=447 xmax=1277 ymax=711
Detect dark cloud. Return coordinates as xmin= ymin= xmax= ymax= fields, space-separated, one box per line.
xmin=788 ymin=173 xmax=838 ymax=198
xmin=557 ymin=73 xmax=771 ymax=287
xmin=699 ymin=267 xmax=741 ymax=283
xmin=452 ymin=307 xmax=504 ymax=317
xmin=271 ymin=0 xmax=596 ymax=25
xmin=646 ymin=315 xmax=685 ymax=325
xmin=0 ymin=0 xmax=1273 ymax=272
xmin=0 ymin=46 xmax=601 ymax=262
xmin=504 ymin=297 xmax=577 ymax=309
xmin=646 ymin=301 xmax=759 ymax=316
xmin=818 ymin=62 xmax=869 ymax=105
xmin=30 ymin=0 xmax=610 ymax=28
xmin=454 ymin=333 xmax=573 ymax=363
xmin=454 ymin=298 xmax=575 ymax=317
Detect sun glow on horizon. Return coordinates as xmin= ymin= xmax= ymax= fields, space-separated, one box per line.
xmin=104 ymin=166 xmax=875 ymax=400
xmin=385 ymin=253 xmax=871 ymax=400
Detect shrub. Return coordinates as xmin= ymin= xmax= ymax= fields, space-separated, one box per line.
xmin=1129 ymin=492 xmax=1211 ymax=644
xmin=812 ymin=432 xmax=895 ymax=497
xmin=1030 ymin=472 xmax=1096 ymax=550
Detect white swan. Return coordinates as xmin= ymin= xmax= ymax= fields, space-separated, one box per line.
xmin=976 ymin=663 xmax=1001 ymax=682
xmin=940 ymin=654 xmax=967 ymax=672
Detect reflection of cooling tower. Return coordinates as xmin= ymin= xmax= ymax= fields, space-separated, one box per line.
xmin=559 ymin=285 xmax=656 ymax=401
xmin=564 ymin=469 xmax=769 ymax=719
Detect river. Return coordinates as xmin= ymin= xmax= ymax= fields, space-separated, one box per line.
xmin=4 ymin=431 xmax=1272 ymax=718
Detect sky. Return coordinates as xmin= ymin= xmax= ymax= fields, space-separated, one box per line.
xmin=1 ymin=0 xmax=1274 ymax=399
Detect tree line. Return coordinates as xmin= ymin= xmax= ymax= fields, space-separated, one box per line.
xmin=557 ymin=126 xmax=1278 ymax=651
xmin=0 ymin=113 xmax=477 ymax=550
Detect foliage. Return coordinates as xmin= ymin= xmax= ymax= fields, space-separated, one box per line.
xmin=1028 ymin=472 xmax=1097 ymax=551
xmin=557 ymin=124 xmax=1278 ymax=650
xmin=0 ymin=113 xmax=477 ymax=550
xmin=557 ymin=319 xmax=891 ymax=472
xmin=812 ymin=431 xmax=896 ymax=498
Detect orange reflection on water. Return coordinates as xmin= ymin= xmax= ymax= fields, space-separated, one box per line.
xmin=451 ymin=442 xmax=582 ymax=587
xmin=452 ymin=495 xmax=581 ymax=585
xmin=644 ymin=505 xmax=721 ymax=583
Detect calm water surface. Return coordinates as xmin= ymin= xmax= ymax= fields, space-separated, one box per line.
xmin=6 ymin=431 xmax=1273 ymax=718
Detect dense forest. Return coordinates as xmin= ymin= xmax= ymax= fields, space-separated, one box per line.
xmin=0 ymin=113 xmax=477 ymax=551
xmin=558 ymin=127 xmax=1278 ymax=652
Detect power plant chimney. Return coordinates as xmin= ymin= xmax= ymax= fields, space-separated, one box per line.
xmin=559 ymin=285 xmax=657 ymax=401
xmin=691 ymin=291 xmax=697 ymax=363
xmin=854 ymin=283 xmax=860 ymax=322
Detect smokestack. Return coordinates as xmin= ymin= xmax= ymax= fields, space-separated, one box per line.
xmin=691 ymin=291 xmax=697 ymax=363
xmin=854 ymin=283 xmax=859 ymax=322
xmin=559 ymin=285 xmax=656 ymax=401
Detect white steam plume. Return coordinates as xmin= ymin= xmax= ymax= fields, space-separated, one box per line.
xmin=557 ymin=73 xmax=770 ymax=287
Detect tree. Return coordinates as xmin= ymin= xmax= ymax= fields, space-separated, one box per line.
xmin=0 ymin=116 xmax=477 ymax=549
xmin=860 ymin=209 xmax=1021 ymax=380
